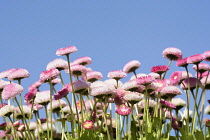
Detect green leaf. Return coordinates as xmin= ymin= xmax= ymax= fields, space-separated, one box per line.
xmin=194 ymin=130 xmax=204 ymax=140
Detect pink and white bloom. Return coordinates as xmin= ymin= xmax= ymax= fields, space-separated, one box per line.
xmin=8 ymin=68 xmax=30 ymax=81
xmin=130 ymin=73 xmax=147 ymax=80
xmin=204 ymin=50 xmax=210 ymax=61
xmin=90 ymin=84 xmax=116 ymax=98
xmin=150 ymin=65 xmax=169 ymax=74
xmin=14 ymin=106 xmax=31 ymax=120
xmin=201 ymin=75 xmax=210 ymax=90
xmin=122 ymin=79 xmax=139 ymax=91
xmin=34 ymin=90 xmax=51 ymax=105
xmin=0 ymin=80 xmax=10 ymax=91
xmin=160 ymin=100 xmax=176 ymax=109
xmin=176 ymin=57 xmax=188 ymax=67
xmin=0 ymin=68 xmax=15 ymax=79
xmin=170 ymin=71 xmax=182 ymax=85
xmin=83 ymin=71 xmax=103 ymax=82
xmin=187 ymin=54 xmax=205 ymax=64
xmin=123 ymin=60 xmax=141 ymax=73
xmin=28 ymin=80 xmax=43 ymax=91
xmin=171 ymin=98 xmax=186 ymax=110
xmin=24 ymin=88 xmax=37 ymax=103
xmin=193 ymin=63 xmax=209 ymax=73
xmin=123 ymin=91 xmax=143 ymax=104
xmin=138 ymin=99 xmax=156 ymax=113
xmin=67 ymin=80 xmax=90 ymax=95
xmin=46 ymin=58 xmax=68 ymax=71
xmin=116 ymin=104 xmax=131 ymax=116
xmin=56 ymin=46 xmax=78 ymax=56
xmin=54 ymin=87 xmax=69 ymax=100
xmin=160 ymin=86 xmax=182 ymax=99
xmin=148 ymin=73 xmax=161 ymax=79
xmin=73 ymin=56 xmax=92 ymax=66
xmin=82 ymin=120 xmax=94 ymax=129
xmin=180 ymin=71 xmax=193 ymax=81
xmin=2 ymin=83 xmax=24 ymax=101
xmin=0 ymin=105 xmax=15 ymax=117
xmin=136 ymin=75 xmax=155 ymax=86
xmin=40 ymin=68 xmax=60 ymax=83
xmin=107 ymin=70 xmax=127 ymax=80
xmin=104 ymin=79 xmax=123 ymax=88
xmin=47 ymin=99 xmax=67 ymax=112
xmin=180 ymin=77 xmax=202 ymax=90
xmin=162 ymin=47 xmax=182 ymax=61
xmin=65 ymin=64 xmax=87 ymax=77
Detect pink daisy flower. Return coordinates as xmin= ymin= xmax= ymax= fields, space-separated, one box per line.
xmin=82 ymin=120 xmax=94 ymax=129
xmin=122 ymin=79 xmax=139 ymax=91
xmin=47 ymin=99 xmax=67 ymax=113
xmin=201 ymin=75 xmax=210 ymax=90
xmin=136 ymin=75 xmax=155 ymax=86
xmin=197 ymin=71 xmax=209 ymax=79
xmin=160 ymin=86 xmax=182 ymax=99
xmin=65 ymin=64 xmax=87 ymax=77
xmin=34 ymin=90 xmax=51 ymax=106
xmin=28 ymin=80 xmax=43 ymax=91
xmin=204 ymin=50 xmax=210 ymax=61
xmin=90 ymin=81 xmax=107 ymax=88
xmin=51 ymin=78 xmax=61 ymax=85
xmin=114 ymin=87 xmax=126 ymax=105
xmin=14 ymin=106 xmax=31 ymax=120
xmin=82 ymin=71 xmax=103 ymax=82
xmin=46 ymin=58 xmax=68 ymax=71
xmin=170 ymin=71 xmax=182 ymax=85
xmin=24 ymin=88 xmax=37 ymax=103
xmin=115 ymin=104 xmax=131 ymax=116
xmin=104 ymin=79 xmax=123 ymax=88
xmin=0 ymin=68 xmax=15 ymax=79
xmin=73 ymin=56 xmax=92 ymax=66
xmin=193 ymin=63 xmax=209 ymax=73
xmin=160 ymin=100 xmax=176 ymax=109
xmin=40 ymin=68 xmax=60 ymax=83
xmin=176 ymin=57 xmax=188 ymax=67
xmin=171 ymin=98 xmax=186 ymax=110
xmin=107 ymin=70 xmax=127 ymax=80
xmin=162 ymin=47 xmax=182 ymax=61
xmin=180 ymin=71 xmax=193 ymax=81
xmin=123 ymin=91 xmax=143 ymax=104
xmin=148 ymin=73 xmax=161 ymax=79
xmin=2 ymin=83 xmax=24 ymax=101
xmin=180 ymin=77 xmax=202 ymax=90
xmin=0 ymin=105 xmax=15 ymax=117
xmin=8 ymin=68 xmax=30 ymax=81
xmin=138 ymin=99 xmax=156 ymax=113
xmin=54 ymin=87 xmax=69 ymax=100
xmin=150 ymin=65 xmax=169 ymax=75
xmin=68 ymin=80 xmax=90 ymax=95
xmin=29 ymin=122 xmax=37 ymax=131
xmin=90 ymin=84 xmax=116 ymax=98
xmin=187 ymin=54 xmax=205 ymax=64
xmin=56 ymin=46 xmax=78 ymax=56
xmin=0 ymin=80 xmax=10 ymax=91
xmin=123 ymin=60 xmax=141 ymax=73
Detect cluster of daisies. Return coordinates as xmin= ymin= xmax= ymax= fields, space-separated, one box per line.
xmin=0 ymin=46 xmax=210 ymax=140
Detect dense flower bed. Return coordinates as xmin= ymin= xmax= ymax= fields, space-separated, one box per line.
xmin=0 ymin=46 xmax=210 ymax=140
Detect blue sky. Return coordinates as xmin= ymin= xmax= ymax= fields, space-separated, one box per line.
xmin=1 ymin=0 xmax=210 ymax=123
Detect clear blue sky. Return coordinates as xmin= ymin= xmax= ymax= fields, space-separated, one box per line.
xmin=1 ymin=0 xmax=210 ymax=121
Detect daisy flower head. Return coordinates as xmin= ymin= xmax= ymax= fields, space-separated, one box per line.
xmin=136 ymin=75 xmax=155 ymax=86
xmin=83 ymin=71 xmax=103 ymax=82
xmin=204 ymin=50 xmax=210 ymax=61
xmin=114 ymin=87 xmax=127 ymax=105
xmin=34 ymin=90 xmax=51 ymax=106
xmin=160 ymin=86 xmax=182 ymax=99
xmin=162 ymin=47 xmax=182 ymax=61
xmin=0 ymin=68 xmax=15 ymax=79
xmin=138 ymin=99 xmax=156 ymax=113
xmin=0 ymin=80 xmax=10 ymax=92
xmin=115 ymin=104 xmax=131 ymax=116
xmin=122 ymin=79 xmax=139 ymax=91
xmin=8 ymin=68 xmax=30 ymax=81
xmin=180 ymin=77 xmax=202 ymax=90
xmin=54 ymin=87 xmax=69 ymax=100
xmin=82 ymin=120 xmax=94 ymax=129
xmin=24 ymin=88 xmax=37 ymax=103
xmin=170 ymin=71 xmax=182 ymax=85
xmin=73 ymin=56 xmax=92 ymax=66
xmin=180 ymin=71 xmax=193 ymax=81
xmin=90 ymin=83 xmax=116 ymax=99
xmin=148 ymin=72 xmax=161 ymax=79
xmin=187 ymin=54 xmax=205 ymax=64
xmin=56 ymin=46 xmax=78 ymax=56
xmin=160 ymin=100 xmax=176 ymax=109
xmin=171 ymin=98 xmax=186 ymax=110
xmin=151 ymin=65 xmax=169 ymax=75
xmin=123 ymin=91 xmax=143 ymax=105
xmin=68 ymin=80 xmax=90 ymax=95
xmin=193 ymin=63 xmax=209 ymax=73
xmin=2 ymin=83 xmax=24 ymax=101
xmin=201 ymin=75 xmax=210 ymax=90
xmin=47 ymin=99 xmax=67 ymax=113
xmin=107 ymin=70 xmax=127 ymax=80
xmin=46 ymin=58 xmax=68 ymax=71
xmin=14 ymin=106 xmax=31 ymax=120
xmin=0 ymin=105 xmax=15 ymax=117
xmin=176 ymin=57 xmax=188 ymax=67
xmin=130 ymin=73 xmax=147 ymax=80
xmin=197 ymin=71 xmax=209 ymax=79
xmin=40 ymin=68 xmax=60 ymax=83
xmin=104 ymin=79 xmax=123 ymax=88
xmin=28 ymin=80 xmax=43 ymax=91
xmin=65 ymin=64 xmax=87 ymax=77
xmin=205 ymin=105 xmax=210 ymax=115
xmin=123 ymin=60 xmax=141 ymax=73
